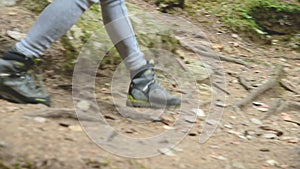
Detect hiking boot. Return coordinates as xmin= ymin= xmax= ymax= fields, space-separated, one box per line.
xmin=126 ymin=60 xmax=181 ymax=108
xmin=0 ymin=48 xmax=51 ymax=106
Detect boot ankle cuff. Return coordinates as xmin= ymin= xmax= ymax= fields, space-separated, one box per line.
xmin=130 ymin=61 xmax=154 ymax=79
xmin=2 ymin=48 xmax=35 ymax=68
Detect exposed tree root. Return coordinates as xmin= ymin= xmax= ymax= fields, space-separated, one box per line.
xmin=233 ymin=65 xmax=283 ymax=116
xmin=238 ymin=76 xmax=254 ymax=91
xmin=280 ymin=79 xmax=299 ymax=94
xmin=179 ymin=41 xmax=250 ymax=68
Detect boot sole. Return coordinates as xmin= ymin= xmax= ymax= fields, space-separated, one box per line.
xmin=126 ymin=97 xmax=180 ymax=109
xmin=0 ymin=84 xmax=51 ymax=106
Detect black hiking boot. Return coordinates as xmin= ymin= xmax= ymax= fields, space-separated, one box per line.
xmin=126 ymin=60 xmax=181 ymax=108
xmin=0 ymin=47 xmax=51 ymax=106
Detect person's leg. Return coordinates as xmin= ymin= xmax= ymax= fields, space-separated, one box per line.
xmin=100 ymin=0 xmax=146 ymax=77
xmin=0 ymin=0 xmax=98 ymax=106
xmin=101 ymin=0 xmax=180 ymax=108
xmin=16 ymin=0 xmax=98 ymax=57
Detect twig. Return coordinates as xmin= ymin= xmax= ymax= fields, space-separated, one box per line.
xmin=179 ymin=41 xmax=250 ymax=68
xmin=212 ymin=82 xmax=230 ymax=95
xmin=280 ymin=79 xmax=299 ymax=94
xmin=175 ymin=57 xmax=187 ymax=71
xmin=238 ymin=76 xmax=254 ymax=91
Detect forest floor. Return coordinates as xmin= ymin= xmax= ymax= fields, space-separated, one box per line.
xmin=0 ymin=0 xmax=299 ymax=169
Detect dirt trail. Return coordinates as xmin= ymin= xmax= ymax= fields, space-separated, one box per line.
xmin=0 ymin=1 xmax=299 ymax=169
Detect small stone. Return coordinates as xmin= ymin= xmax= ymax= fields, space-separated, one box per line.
xmin=224 ymin=124 xmax=233 ymax=129
xmin=250 ymin=118 xmax=262 ymax=125
xmin=215 ymin=101 xmax=227 ymax=107
xmin=172 ymin=146 xmax=183 ymax=152
xmin=33 ymin=117 xmax=47 ymax=123
xmin=184 ymin=116 xmax=197 ymax=123
xmin=263 ymin=133 xmax=278 ymax=139
xmin=69 ymin=125 xmax=82 ymax=132
xmin=158 ymin=148 xmax=175 ymax=157
xmin=232 ymin=161 xmax=246 ymax=169
xmin=192 ymin=108 xmax=205 ymax=117
xmin=266 ymin=159 xmax=279 ymax=166
xmin=246 ymin=135 xmax=253 ymax=140
xmin=77 ymin=100 xmax=90 ymax=111
xmin=210 ymin=155 xmax=227 ymax=161
xmin=206 ymin=119 xmax=219 ymax=126
xmin=163 ymin=125 xmax=175 ymax=130
xmin=7 ymin=30 xmax=25 ymax=41
xmin=0 ymin=141 xmax=6 ymax=148
xmin=232 ymin=34 xmax=239 ymax=39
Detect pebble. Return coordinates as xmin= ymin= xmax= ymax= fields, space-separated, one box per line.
xmin=158 ymin=148 xmax=176 ymax=157
xmin=232 ymin=34 xmax=239 ymax=39
xmin=0 ymin=141 xmax=6 ymax=148
xmin=184 ymin=116 xmax=197 ymax=123
xmin=266 ymin=159 xmax=279 ymax=166
xmin=163 ymin=125 xmax=175 ymax=130
xmin=172 ymin=146 xmax=183 ymax=152
xmin=232 ymin=161 xmax=246 ymax=169
xmin=192 ymin=108 xmax=205 ymax=117
xmin=206 ymin=119 xmax=219 ymax=126
xmin=224 ymin=124 xmax=233 ymax=129
xmin=263 ymin=133 xmax=278 ymax=139
xmin=33 ymin=117 xmax=47 ymax=123
xmin=69 ymin=125 xmax=82 ymax=132
xmin=250 ymin=118 xmax=262 ymax=125
xmin=7 ymin=30 xmax=25 ymax=41
xmin=210 ymin=155 xmax=227 ymax=161
xmin=76 ymin=100 xmax=90 ymax=111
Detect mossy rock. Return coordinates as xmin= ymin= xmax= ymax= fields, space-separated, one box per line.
xmin=250 ymin=2 xmax=300 ymax=34
xmin=145 ymin=0 xmax=185 ymax=12
xmin=20 ymin=0 xmax=50 ymax=13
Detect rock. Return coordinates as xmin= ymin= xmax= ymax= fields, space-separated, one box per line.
xmin=76 ymin=100 xmax=91 ymax=111
xmin=232 ymin=161 xmax=246 ymax=169
xmin=206 ymin=119 xmax=219 ymax=126
xmin=163 ymin=125 xmax=175 ymax=130
xmin=69 ymin=125 xmax=82 ymax=132
xmin=266 ymin=159 xmax=279 ymax=166
xmin=263 ymin=133 xmax=278 ymax=139
xmin=210 ymin=154 xmax=227 ymax=161
xmin=33 ymin=117 xmax=47 ymax=123
xmin=158 ymin=148 xmax=176 ymax=156
xmin=172 ymin=146 xmax=183 ymax=152
xmin=0 ymin=0 xmax=18 ymax=7
xmin=0 ymin=141 xmax=6 ymax=148
xmin=192 ymin=108 xmax=205 ymax=117
xmin=20 ymin=0 xmax=51 ymax=13
xmin=224 ymin=124 xmax=233 ymax=129
xmin=250 ymin=118 xmax=263 ymax=125
xmin=7 ymin=30 xmax=26 ymax=41
xmin=184 ymin=116 xmax=197 ymax=123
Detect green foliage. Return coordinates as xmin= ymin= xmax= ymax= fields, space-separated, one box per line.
xmin=184 ymin=0 xmax=300 ymax=34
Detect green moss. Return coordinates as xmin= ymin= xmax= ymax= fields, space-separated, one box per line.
xmin=21 ymin=0 xmax=50 ymax=13
xmin=184 ymin=0 xmax=300 ymax=35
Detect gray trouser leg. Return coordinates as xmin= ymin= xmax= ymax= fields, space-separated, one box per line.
xmin=16 ymin=0 xmax=146 ymax=72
